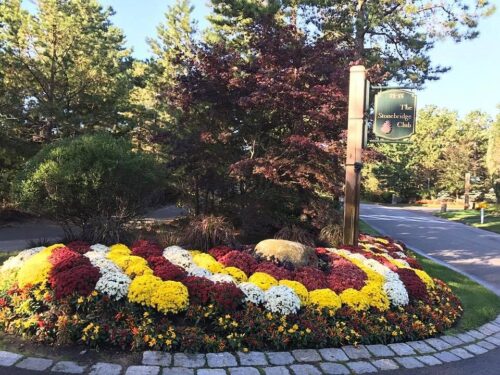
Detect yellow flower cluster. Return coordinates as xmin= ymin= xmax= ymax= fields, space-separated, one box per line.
xmin=309 ymin=289 xmax=341 ymax=311
xmin=414 ymin=269 xmax=435 ymax=289
xmin=279 ymin=280 xmax=309 ymax=305
xmin=192 ymin=253 xmax=224 ymax=273
xmin=248 ymin=272 xmax=278 ymax=291
xmin=221 ymin=267 xmax=247 ymax=282
xmin=127 ymin=275 xmax=189 ymax=314
xmin=338 ymin=251 xmax=390 ymax=311
xmin=128 ymin=274 xmax=161 ymax=306
xmin=107 ymin=245 xmax=153 ymax=278
xmin=339 ymin=288 xmax=369 ymax=311
xmin=17 ymin=244 xmax=63 ymax=287
xmin=150 ymin=281 xmax=189 ymax=314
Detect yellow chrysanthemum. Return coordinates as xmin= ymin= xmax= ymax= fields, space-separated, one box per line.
xmin=340 ymin=288 xmax=370 ymax=311
xmin=17 ymin=244 xmax=64 ymax=287
xmin=127 ymin=274 xmax=162 ymax=306
xmin=108 ymin=244 xmax=132 ymax=256
xmin=248 ymin=272 xmax=278 ymax=291
xmin=192 ymin=253 xmax=224 ymax=273
xmin=279 ymin=280 xmax=309 ymax=305
xmin=221 ymin=267 xmax=247 ymax=283
xmin=151 ymin=281 xmax=189 ymax=314
xmin=414 ymin=269 xmax=435 ymax=289
xmin=361 ymin=283 xmax=390 ymax=311
xmin=309 ymin=289 xmax=341 ymax=311
xmin=189 ymin=250 xmax=203 ymax=256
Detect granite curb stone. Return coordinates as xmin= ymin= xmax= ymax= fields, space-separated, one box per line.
xmin=342 ymin=345 xmax=371 ymax=360
xmin=345 ymin=361 xmax=378 ymax=374
xmin=318 ymin=362 xmax=350 ymax=374
xmin=0 ymin=351 xmax=23 ymax=367
xmin=0 ymin=313 xmax=499 ymax=375
xmin=88 ymin=362 xmax=122 ymax=375
xmin=162 ymin=368 xmax=194 ymax=375
xmin=370 ymin=359 xmax=399 ymax=371
xmin=51 ymin=361 xmax=87 ymax=373
xmin=16 ymin=357 xmax=53 ymax=371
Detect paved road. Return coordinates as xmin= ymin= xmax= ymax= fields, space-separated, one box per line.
xmin=361 ymin=204 xmax=500 ymax=296
xmin=0 ymin=205 xmax=186 ymax=252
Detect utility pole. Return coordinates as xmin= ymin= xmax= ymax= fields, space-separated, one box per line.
xmin=464 ymin=172 xmax=471 ymax=210
xmin=343 ymin=65 xmax=368 ymax=246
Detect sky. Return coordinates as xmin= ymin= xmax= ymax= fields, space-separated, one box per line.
xmin=29 ymin=0 xmax=500 ymax=117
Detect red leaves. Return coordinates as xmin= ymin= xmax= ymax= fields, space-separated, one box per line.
xmin=66 ymin=241 xmax=91 ymax=254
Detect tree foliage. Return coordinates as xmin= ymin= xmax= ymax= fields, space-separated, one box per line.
xmin=14 ymin=133 xmax=164 ymax=242
xmin=0 ymin=0 xmax=131 ymax=142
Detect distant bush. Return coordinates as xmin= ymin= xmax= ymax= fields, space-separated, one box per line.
xmin=182 ymin=215 xmax=236 ymax=251
xmin=14 ymin=133 xmax=164 ymax=243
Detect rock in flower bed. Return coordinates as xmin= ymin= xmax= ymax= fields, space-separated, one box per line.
xmin=0 ymin=235 xmax=462 ymax=352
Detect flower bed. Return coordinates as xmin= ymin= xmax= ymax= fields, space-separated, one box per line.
xmin=0 ymin=235 xmax=462 ymax=352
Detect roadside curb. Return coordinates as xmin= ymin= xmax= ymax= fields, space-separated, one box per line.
xmin=1 ymin=315 xmax=500 ymax=374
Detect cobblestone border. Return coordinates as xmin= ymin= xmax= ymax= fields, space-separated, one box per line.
xmin=1 ymin=315 xmax=499 ymax=374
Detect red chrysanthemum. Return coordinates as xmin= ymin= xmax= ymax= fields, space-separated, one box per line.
xmin=182 ymin=276 xmax=215 ymax=305
xmin=396 ymin=268 xmax=429 ymax=301
xmin=210 ymin=282 xmax=243 ymax=312
xmin=254 ymin=262 xmax=292 ymax=280
xmin=49 ymin=247 xmax=88 ymax=272
xmin=148 ymin=256 xmax=186 ymax=281
xmin=219 ymin=251 xmax=258 ymax=276
xmin=131 ymin=240 xmax=163 ymax=258
xmin=327 ymin=257 xmax=367 ymax=293
xmin=49 ymin=249 xmax=100 ymax=300
xmin=66 ymin=241 xmax=91 ymax=254
xmin=293 ymin=266 xmax=328 ymax=291
xmin=208 ymin=245 xmax=234 ymax=260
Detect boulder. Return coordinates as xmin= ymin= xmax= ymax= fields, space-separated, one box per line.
xmin=255 ymin=239 xmax=318 ymax=268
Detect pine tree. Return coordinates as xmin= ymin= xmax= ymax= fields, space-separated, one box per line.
xmin=0 ymin=0 xmax=131 ymax=142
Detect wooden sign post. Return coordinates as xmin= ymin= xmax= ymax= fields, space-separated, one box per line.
xmin=343 ymin=66 xmax=368 ymax=246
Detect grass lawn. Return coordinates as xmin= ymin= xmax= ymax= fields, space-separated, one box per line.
xmin=435 ymin=208 xmax=500 ymax=234
xmin=361 ymin=219 xmax=500 ymax=332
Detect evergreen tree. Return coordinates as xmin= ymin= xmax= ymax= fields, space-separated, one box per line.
xmin=207 ymin=0 xmax=494 ymax=85
xmin=0 ymin=0 xmax=131 ymax=142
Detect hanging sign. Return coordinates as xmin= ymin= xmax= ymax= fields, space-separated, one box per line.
xmin=373 ymin=89 xmax=416 ymax=140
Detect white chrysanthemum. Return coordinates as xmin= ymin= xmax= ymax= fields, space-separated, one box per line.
xmin=95 ymin=271 xmax=131 ymax=300
xmin=163 ymin=246 xmax=194 ymax=268
xmin=239 ymin=282 xmax=265 ymax=304
xmin=395 ymin=251 xmax=407 ymax=259
xmin=185 ymin=265 xmax=211 ymax=277
xmin=383 ymin=280 xmax=409 ymax=306
xmin=263 ymin=285 xmax=301 ymax=315
xmin=208 ymin=273 xmax=235 ymax=284
xmin=90 ymin=244 xmax=109 ymax=254
xmin=0 ymin=247 xmax=45 ymax=272
xmin=84 ymin=251 xmax=122 ymax=273
xmin=345 ymin=253 xmax=409 ymax=307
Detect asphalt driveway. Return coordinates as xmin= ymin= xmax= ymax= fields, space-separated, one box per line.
xmin=360 ymin=204 xmax=500 ymax=296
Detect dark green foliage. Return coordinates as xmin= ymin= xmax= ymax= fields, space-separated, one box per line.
xmin=14 ymin=133 xmax=164 ymax=243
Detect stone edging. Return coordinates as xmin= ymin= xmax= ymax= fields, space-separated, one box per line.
xmin=1 ymin=315 xmax=500 ymax=374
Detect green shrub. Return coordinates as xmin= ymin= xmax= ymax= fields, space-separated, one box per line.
xmin=14 ymin=133 xmax=164 ymax=243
